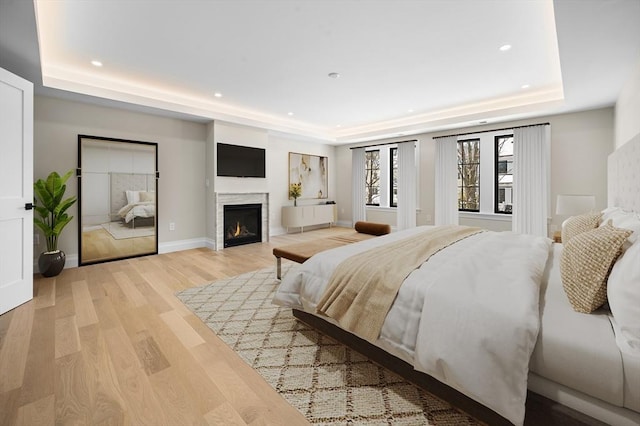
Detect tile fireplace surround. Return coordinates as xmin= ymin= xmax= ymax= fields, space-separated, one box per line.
xmin=214 ymin=192 xmax=269 ymax=250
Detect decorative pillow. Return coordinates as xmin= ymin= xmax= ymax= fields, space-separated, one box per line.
xmin=607 ymin=240 xmax=640 ymax=355
xmin=560 ymin=221 xmax=632 ymax=313
xmin=354 ymin=221 xmax=391 ymax=236
xmin=125 ymin=190 xmax=141 ymax=204
xmin=561 ymin=212 xmax=602 ymax=244
xmin=598 ymin=207 xmax=640 ymax=251
xmin=139 ymin=191 xmax=156 ymax=202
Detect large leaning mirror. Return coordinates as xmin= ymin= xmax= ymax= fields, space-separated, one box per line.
xmin=78 ymin=135 xmax=158 ymax=265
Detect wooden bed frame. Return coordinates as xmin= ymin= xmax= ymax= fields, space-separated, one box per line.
xmin=292 ymin=309 xmax=605 ymax=426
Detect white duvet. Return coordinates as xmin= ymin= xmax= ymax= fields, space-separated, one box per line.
xmin=118 ymin=201 xmax=155 ymax=224
xmin=273 ymin=226 xmax=552 ymax=425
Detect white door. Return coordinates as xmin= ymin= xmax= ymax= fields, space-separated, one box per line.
xmin=0 ymin=67 xmax=34 ymax=315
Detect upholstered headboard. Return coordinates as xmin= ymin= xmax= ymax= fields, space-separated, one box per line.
xmin=110 ymin=173 xmax=155 ymax=217
xmin=608 ymin=133 xmax=640 ymax=212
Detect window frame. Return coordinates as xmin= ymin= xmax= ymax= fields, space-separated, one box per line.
xmin=457 ymin=138 xmax=480 ymax=212
xmin=390 ymin=147 xmax=398 ymax=208
xmin=365 ymin=149 xmax=381 ymax=206
xmin=494 ymin=134 xmax=514 ymax=215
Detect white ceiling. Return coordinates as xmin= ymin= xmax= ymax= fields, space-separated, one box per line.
xmin=2 ymin=0 xmax=639 ymax=144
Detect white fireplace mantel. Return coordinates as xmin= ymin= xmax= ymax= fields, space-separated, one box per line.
xmin=215 ymin=192 xmax=269 ymax=250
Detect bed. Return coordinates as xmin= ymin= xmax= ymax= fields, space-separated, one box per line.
xmin=118 ymin=190 xmax=156 ymax=226
xmin=272 ymin=136 xmax=640 ymax=426
xmin=110 ymin=172 xmax=156 ymax=228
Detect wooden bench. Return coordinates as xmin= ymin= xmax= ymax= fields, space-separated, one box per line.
xmin=273 ymin=221 xmax=391 ymax=279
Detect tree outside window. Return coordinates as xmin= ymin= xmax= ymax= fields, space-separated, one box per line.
xmin=390 ymin=147 xmax=398 ymax=207
xmin=495 ymin=135 xmax=514 ymax=214
xmin=457 ymin=139 xmax=480 ymax=211
xmin=365 ymin=150 xmax=380 ymax=205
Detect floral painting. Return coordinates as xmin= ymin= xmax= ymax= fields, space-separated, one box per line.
xmin=288 ymin=152 xmax=328 ymax=200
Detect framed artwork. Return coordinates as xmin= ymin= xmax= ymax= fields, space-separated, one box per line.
xmin=288 ymin=152 xmax=328 ymax=200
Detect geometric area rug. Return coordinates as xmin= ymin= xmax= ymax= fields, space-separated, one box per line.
xmin=176 ymin=265 xmax=479 ymax=425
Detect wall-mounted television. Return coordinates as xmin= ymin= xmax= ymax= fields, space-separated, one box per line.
xmin=216 ymin=143 xmax=266 ymax=178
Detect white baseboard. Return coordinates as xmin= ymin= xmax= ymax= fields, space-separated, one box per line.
xmin=158 ymin=238 xmax=209 ymax=254
xmin=204 ymin=238 xmax=216 ymax=250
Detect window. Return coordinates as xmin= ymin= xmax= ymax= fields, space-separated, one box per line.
xmin=390 ymin=147 xmax=398 ymax=207
xmin=457 ymin=139 xmax=480 ymax=211
xmin=365 ymin=150 xmax=380 ymax=205
xmin=495 ymin=135 xmax=513 ymax=214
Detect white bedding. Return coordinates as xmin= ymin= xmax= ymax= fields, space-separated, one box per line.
xmin=117 ymin=201 xmax=155 ymax=224
xmin=273 ymin=226 xmax=552 ymax=425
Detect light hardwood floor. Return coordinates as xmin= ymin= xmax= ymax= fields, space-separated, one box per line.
xmin=0 ymin=226 xmax=352 ymax=426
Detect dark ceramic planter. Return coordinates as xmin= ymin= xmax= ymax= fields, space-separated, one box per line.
xmin=38 ymin=250 xmax=66 ymax=277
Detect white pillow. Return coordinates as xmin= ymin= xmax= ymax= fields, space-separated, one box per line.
xmin=139 ymin=191 xmax=156 ymax=202
xmin=599 ymin=207 xmax=640 ymax=251
xmin=600 ymin=206 xmax=623 ymax=224
xmin=607 ymin=240 xmax=640 ymax=357
xmin=125 ymin=190 xmax=141 ymax=204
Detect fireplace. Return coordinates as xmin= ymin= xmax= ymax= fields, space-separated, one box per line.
xmin=223 ymin=203 xmax=262 ymax=248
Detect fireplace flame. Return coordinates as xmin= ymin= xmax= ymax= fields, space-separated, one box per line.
xmin=234 ymin=221 xmax=241 ymax=237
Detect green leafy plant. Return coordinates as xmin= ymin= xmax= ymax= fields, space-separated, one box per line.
xmin=33 ymin=170 xmax=77 ymax=252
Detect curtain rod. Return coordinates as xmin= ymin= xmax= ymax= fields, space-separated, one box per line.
xmin=349 ymin=139 xmax=417 ymax=150
xmin=433 ymin=122 xmax=550 ymax=140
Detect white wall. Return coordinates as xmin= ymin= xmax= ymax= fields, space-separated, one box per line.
xmin=34 ymin=95 xmax=208 ymax=263
xmin=267 ymin=134 xmax=336 ymax=235
xmin=335 ymin=107 xmax=614 ymax=234
xmin=615 ymin=59 xmax=640 ymax=149
xmin=212 ymin=121 xmax=269 ymax=194
xmin=205 ymin=122 xmax=336 ymax=241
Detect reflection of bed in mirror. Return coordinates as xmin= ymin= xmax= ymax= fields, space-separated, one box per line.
xmin=110 ymin=173 xmax=156 ymax=230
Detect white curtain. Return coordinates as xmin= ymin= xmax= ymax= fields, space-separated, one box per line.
xmin=512 ymin=125 xmax=550 ymax=236
xmin=434 ymin=136 xmax=459 ymax=225
xmin=397 ymin=142 xmax=416 ymax=230
xmin=351 ymin=147 xmax=366 ymax=225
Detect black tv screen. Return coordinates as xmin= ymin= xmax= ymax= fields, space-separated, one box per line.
xmin=216 ymin=143 xmax=266 ymax=178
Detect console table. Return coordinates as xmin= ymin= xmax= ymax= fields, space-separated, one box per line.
xmin=281 ymin=204 xmax=336 ymax=233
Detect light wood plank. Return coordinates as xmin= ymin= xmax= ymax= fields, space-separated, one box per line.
xmin=0 ymin=303 xmax=34 ymax=392
xmin=103 ymin=325 xmax=167 ymax=426
xmin=78 ymin=324 xmax=128 ymax=425
xmin=113 ymin=271 xmax=147 ymax=308
xmin=71 ymin=280 xmax=99 ymax=327
xmin=159 ymin=310 xmax=206 ymax=348
xmin=55 ymin=315 xmax=81 ymax=359
xmin=204 ymin=401 xmax=248 ymax=426
xmin=17 ymin=306 xmax=55 ymax=406
xmin=15 ymin=394 xmax=54 ymax=426
xmin=34 ymin=279 xmax=56 ymax=309
xmin=55 ymin=351 xmax=93 ymax=424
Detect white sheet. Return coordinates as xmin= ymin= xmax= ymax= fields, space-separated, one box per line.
xmin=273 ymin=226 xmax=552 ymax=425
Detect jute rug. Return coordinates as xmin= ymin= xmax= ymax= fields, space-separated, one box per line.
xmin=101 ymin=222 xmax=154 ymax=240
xmin=176 ymin=265 xmax=479 ymax=425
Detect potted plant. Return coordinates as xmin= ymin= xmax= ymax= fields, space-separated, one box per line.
xmin=289 ymin=182 xmax=302 ymax=206
xmin=34 ymin=170 xmax=77 ymax=277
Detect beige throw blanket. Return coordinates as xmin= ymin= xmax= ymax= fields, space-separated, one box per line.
xmin=316 ymin=225 xmax=483 ymax=341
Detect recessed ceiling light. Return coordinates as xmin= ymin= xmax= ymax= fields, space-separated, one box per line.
xmin=521 ymin=84 xmax=530 ymax=89
xmin=408 ymin=109 xmax=414 ymax=113
xmin=214 ymin=92 xmax=222 ymax=98
xmin=328 ymin=72 xmax=340 ymax=79
xmin=287 ymin=112 xmax=294 ymax=116
xmin=499 ymin=44 xmax=512 ymax=52
xmin=91 ymin=60 xmax=103 ymax=67
xmin=336 ymin=124 xmax=342 ymax=128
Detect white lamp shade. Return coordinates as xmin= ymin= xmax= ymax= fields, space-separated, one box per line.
xmin=556 ymin=195 xmax=596 ymax=215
